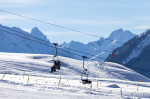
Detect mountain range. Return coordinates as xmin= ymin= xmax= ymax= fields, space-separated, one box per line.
xmin=0 ymin=24 xmax=136 ymax=61
xmin=60 ymin=28 xmax=136 ymax=60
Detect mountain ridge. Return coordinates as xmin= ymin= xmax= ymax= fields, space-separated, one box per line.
xmin=0 ymin=24 xmax=136 ymax=61
xmin=61 ymin=28 xmax=136 ymax=60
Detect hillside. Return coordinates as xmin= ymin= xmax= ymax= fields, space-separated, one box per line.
xmin=0 ymin=52 xmax=150 ymax=98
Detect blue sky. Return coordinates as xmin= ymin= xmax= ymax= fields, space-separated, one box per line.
xmin=0 ymin=0 xmax=150 ymax=44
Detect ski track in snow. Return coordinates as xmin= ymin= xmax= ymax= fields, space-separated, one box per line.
xmin=0 ymin=52 xmax=150 ymax=99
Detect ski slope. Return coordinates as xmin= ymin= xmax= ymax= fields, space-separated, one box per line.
xmin=0 ymin=52 xmax=150 ymax=99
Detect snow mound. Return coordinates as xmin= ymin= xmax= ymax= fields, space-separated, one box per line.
xmin=107 ymin=84 xmax=120 ymax=88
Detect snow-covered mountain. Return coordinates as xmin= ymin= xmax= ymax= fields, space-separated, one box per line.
xmin=106 ymin=29 xmax=150 ymax=78
xmin=61 ymin=28 xmax=136 ymax=60
xmin=0 ymin=24 xmax=53 ymax=54
xmin=31 ymin=27 xmax=49 ymax=41
xmin=0 ymin=24 xmax=72 ymax=58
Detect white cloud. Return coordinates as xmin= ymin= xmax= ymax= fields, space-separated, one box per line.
xmin=21 ymin=28 xmax=81 ymax=36
xmin=133 ymin=25 xmax=150 ymax=29
xmin=44 ymin=31 xmax=81 ymax=36
xmin=22 ymin=28 xmax=31 ymax=33
xmin=54 ymin=19 xmax=131 ymax=26
xmin=0 ymin=0 xmax=41 ymax=8
xmin=0 ymin=14 xmax=23 ymax=21
xmin=0 ymin=0 xmax=37 ymax=4
xmin=135 ymin=16 xmax=150 ymax=21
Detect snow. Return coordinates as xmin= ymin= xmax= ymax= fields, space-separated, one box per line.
xmin=0 ymin=52 xmax=150 ymax=99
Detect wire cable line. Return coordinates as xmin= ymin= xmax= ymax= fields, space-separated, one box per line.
xmin=1 ymin=25 xmax=150 ymax=63
xmin=0 ymin=25 xmax=106 ymax=59
xmin=2 ymin=9 xmax=150 ymax=56
xmin=0 ymin=10 xmax=100 ymax=38
xmin=2 ymin=9 xmax=150 ymax=54
xmin=0 ymin=9 xmax=123 ymax=44
xmin=0 ymin=28 xmax=83 ymax=58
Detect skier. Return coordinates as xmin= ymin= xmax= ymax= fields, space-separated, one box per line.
xmin=56 ymin=61 xmax=61 ymax=70
xmin=51 ymin=61 xmax=57 ymax=73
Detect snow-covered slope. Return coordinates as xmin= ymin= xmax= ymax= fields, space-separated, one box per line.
xmin=106 ymin=29 xmax=150 ymax=79
xmin=0 ymin=52 xmax=150 ymax=99
xmin=61 ymin=28 xmax=136 ymax=60
xmin=0 ymin=52 xmax=149 ymax=81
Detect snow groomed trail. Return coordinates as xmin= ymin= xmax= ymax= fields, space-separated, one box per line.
xmin=0 ymin=52 xmax=150 ymax=99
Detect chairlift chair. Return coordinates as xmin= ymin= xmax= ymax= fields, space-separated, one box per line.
xmin=51 ymin=43 xmax=61 ymax=73
xmin=53 ymin=55 xmax=61 ymax=70
xmin=81 ymin=56 xmax=92 ymax=84
xmin=81 ymin=69 xmax=91 ymax=84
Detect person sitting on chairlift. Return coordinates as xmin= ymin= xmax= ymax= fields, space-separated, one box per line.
xmin=51 ymin=61 xmax=57 ymax=73
xmin=57 ymin=61 xmax=61 ymax=69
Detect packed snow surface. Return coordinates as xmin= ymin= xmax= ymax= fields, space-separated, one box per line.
xmin=0 ymin=52 xmax=150 ymax=99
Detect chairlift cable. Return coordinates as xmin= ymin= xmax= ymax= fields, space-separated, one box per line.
xmin=0 ymin=9 xmax=125 ymax=44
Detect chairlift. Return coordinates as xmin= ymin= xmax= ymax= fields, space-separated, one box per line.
xmin=51 ymin=43 xmax=61 ymax=73
xmin=81 ymin=56 xmax=92 ymax=84
xmin=53 ymin=56 xmax=61 ymax=70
